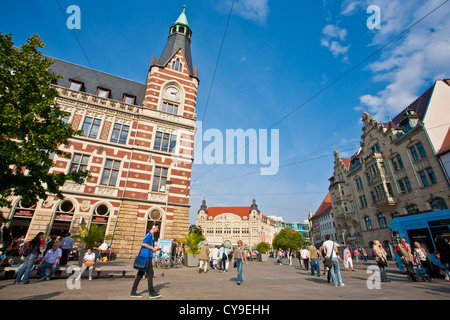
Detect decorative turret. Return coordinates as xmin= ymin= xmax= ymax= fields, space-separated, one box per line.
xmin=156 ymin=5 xmax=195 ymax=77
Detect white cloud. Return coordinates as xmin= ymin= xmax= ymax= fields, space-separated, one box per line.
xmin=321 ymin=24 xmax=350 ymax=62
xmin=351 ymin=0 xmax=450 ymax=121
xmin=215 ymin=0 xmax=270 ymax=25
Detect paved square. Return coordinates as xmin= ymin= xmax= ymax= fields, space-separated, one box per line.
xmin=1 ymin=258 xmax=449 ymax=300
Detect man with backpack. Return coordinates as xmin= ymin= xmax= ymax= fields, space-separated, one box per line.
xmin=14 ymin=232 xmax=45 ymax=284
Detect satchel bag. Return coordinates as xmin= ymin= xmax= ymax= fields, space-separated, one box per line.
xmin=133 ymin=248 xmax=149 ymax=271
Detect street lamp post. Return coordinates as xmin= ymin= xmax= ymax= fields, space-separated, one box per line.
xmin=342 ymin=230 xmax=347 ymax=246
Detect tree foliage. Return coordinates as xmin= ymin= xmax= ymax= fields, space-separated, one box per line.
xmin=72 ymin=224 xmax=113 ymax=249
xmin=0 ymin=33 xmax=90 ymax=207
xmin=179 ymin=229 xmax=205 ymax=254
xmin=272 ymin=227 xmax=307 ymax=251
xmin=256 ymin=241 xmax=270 ymax=254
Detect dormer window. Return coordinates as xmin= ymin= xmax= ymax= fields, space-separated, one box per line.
xmin=69 ymin=80 xmax=82 ymax=91
xmin=97 ymin=87 xmax=110 ymax=99
xmin=123 ymin=94 xmax=135 ymax=105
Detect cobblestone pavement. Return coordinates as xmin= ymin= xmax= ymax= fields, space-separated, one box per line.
xmin=1 ymin=257 xmax=449 ymax=300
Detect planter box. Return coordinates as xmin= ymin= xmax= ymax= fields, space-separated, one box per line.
xmin=260 ymin=253 xmax=269 ymax=262
xmin=184 ymin=253 xmax=199 ymax=267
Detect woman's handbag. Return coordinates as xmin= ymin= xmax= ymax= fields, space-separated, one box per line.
xmin=133 ymin=248 xmax=149 ymax=271
xmin=84 ymin=261 xmax=94 ymax=267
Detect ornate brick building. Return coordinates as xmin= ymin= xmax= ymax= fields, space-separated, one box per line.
xmin=3 ymin=7 xmax=199 ymax=258
xmin=331 ymin=79 xmax=450 ymax=256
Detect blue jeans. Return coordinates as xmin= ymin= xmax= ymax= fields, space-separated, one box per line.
xmin=236 ymin=259 xmax=243 ymax=283
xmin=38 ymin=262 xmax=59 ymax=279
xmin=310 ymin=259 xmax=320 ymax=275
xmin=330 ymin=257 xmax=343 ymax=286
xmin=15 ymin=253 xmax=37 ymax=284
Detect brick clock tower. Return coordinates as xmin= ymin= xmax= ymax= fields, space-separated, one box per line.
xmin=145 ymin=5 xmax=199 ymax=117
xmin=3 ymin=7 xmax=199 ymax=259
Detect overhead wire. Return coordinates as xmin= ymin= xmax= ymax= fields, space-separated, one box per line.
xmin=191 ymin=0 xmax=450 ymax=186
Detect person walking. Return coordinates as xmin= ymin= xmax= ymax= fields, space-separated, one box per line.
xmin=231 ymin=240 xmax=248 ymax=285
xmin=37 ymin=242 xmax=62 ymax=281
xmin=354 ymin=249 xmax=359 ymax=262
xmin=130 ymin=225 xmax=161 ymax=298
xmin=286 ymin=248 xmax=293 ymax=266
xmin=277 ymin=248 xmax=283 ymax=265
xmin=323 ymin=235 xmax=344 ymax=287
xmin=14 ymin=232 xmax=44 ymax=284
xmin=373 ymin=240 xmax=390 ymax=282
xmin=308 ymin=242 xmax=320 ymax=277
xmin=199 ymin=241 xmax=210 ymax=273
xmin=59 ymin=232 xmax=74 ymax=266
xmin=76 ymin=247 xmax=96 ymax=281
xmin=361 ymin=247 xmax=368 ymax=262
xmin=301 ymin=246 xmax=310 ymax=271
xmin=343 ymin=246 xmax=354 ymax=271
xmin=218 ymin=244 xmax=227 ymax=273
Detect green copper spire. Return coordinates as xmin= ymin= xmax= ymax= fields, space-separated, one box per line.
xmin=175 ymin=5 xmax=189 ymax=27
xmin=169 ymin=5 xmax=192 ymax=39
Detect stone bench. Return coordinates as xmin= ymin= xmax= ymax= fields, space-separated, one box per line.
xmin=1 ymin=264 xmax=136 ymax=279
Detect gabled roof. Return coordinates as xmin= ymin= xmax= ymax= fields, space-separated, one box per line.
xmin=314 ymin=193 xmax=332 ymax=217
xmin=390 ymin=84 xmax=434 ymax=126
xmin=207 ymin=206 xmax=251 ymax=219
xmin=206 ymin=206 xmax=274 ymax=224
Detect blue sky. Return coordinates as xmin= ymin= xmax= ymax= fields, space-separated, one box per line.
xmin=2 ymin=0 xmax=450 ymax=225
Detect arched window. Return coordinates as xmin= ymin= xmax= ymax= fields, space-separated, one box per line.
xmin=50 ymin=200 xmax=75 ymax=237
xmin=91 ymin=204 xmax=110 ymax=236
xmin=147 ymin=209 xmax=162 ymax=242
xmin=377 ymin=213 xmax=387 ymax=229
xmin=8 ymin=199 xmax=37 ymax=238
xmin=365 ymin=216 xmax=373 ymax=231
xmin=392 ymin=212 xmax=400 ymax=219
xmin=406 ymin=204 xmax=419 ymax=214
xmin=430 ymin=198 xmax=447 ymax=210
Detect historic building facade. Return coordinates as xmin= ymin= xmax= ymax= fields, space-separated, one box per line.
xmin=328 ymin=152 xmax=363 ymax=249
xmin=309 ymin=192 xmax=337 ymax=246
xmin=332 ymin=79 xmax=450 ymax=257
xmin=2 ymin=7 xmax=199 ymax=258
xmin=195 ymin=199 xmax=280 ymax=249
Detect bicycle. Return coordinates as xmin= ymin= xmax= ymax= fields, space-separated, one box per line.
xmin=169 ymin=255 xmax=183 ymax=268
xmin=154 ymin=252 xmax=171 ymax=269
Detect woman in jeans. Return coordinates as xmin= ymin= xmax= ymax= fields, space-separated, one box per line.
xmin=15 ymin=232 xmax=44 ymax=284
xmin=373 ymin=240 xmax=390 ymax=282
xmin=231 ymin=240 xmax=248 ymax=285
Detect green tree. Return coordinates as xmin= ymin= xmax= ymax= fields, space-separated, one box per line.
xmin=272 ymin=228 xmax=307 ymax=251
xmin=0 ymin=33 xmax=90 ymax=207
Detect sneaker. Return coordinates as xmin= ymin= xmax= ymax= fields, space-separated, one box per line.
xmin=149 ymin=292 xmax=162 ymax=299
xmin=237 ymin=282 xmax=241 ymax=285
xmin=339 ymin=283 xmax=345 ymax=287
xmin=130 ymin=292 xmax=142 ymax=298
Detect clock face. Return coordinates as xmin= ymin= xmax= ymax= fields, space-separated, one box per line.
xmin=165 ymin=87 xmax=180 ymax=100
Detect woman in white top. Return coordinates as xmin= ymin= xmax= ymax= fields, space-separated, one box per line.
xmin=343 ymin=246 xmax=354 ymax=271
xmin=76 ymin=248 xmax=96 ymax=281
